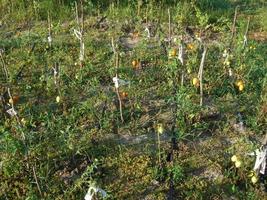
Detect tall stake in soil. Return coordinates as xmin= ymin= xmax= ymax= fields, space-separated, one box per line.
xmin=74 ymin=0 xmax=85 ymax=67
xmin=47 ymin=11 xmax=52 ymax=48
xmin=229 ymin=6 xmax=239 ymax=49
xmin=168 ymin=8 xmax=171 ymax=47
xmin=243 ymin=17 xmax=250 ymax=49
xmin=111 ymin=38 xmax=124 ymax=123
xmin=198 ymin=46 xmax=207 ymax=106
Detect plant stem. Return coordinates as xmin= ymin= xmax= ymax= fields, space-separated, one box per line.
xmin=157 ymin=131 xmax=161 ymax=164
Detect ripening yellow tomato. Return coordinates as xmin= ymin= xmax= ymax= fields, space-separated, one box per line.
xmin=187 ymin=43 xmax=194 ymax=50
xmin=235 ymin=80 xmax=244 ymax=92
xmin=9 ymin=95 xmax=20 ymax=105
xmin=192 ymin=77 xmax=200 ymax=87
xmin=235 ymin=160 xmax=242 ymax=168
xmin=56 ymin=96 xmax=60 ymax=103
xmin=119 ymin=91 xmax=128 ymax=99
xmin=21 ymin=118 xmax=27 ymax=126
xmin=132 ymin=31 xmax=139 ymax=39
xmin=236 ymin=80 xmax=243 ymax=87
xmin=157 ymin=123 xmax=164 ymax=134
xmin=231 ymin=155 xmax=238 ymax=162
xmin=169 ymin=49 xmax=177 ymax=57
xmin=238 ymin=84 xmax=244 ymax=92
xmin=132 ymin=60 xmax=138 ymax=67
xmin=251 ymin=175 xmax=258 ymax=184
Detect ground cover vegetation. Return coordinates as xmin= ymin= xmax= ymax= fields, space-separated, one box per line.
xmin=0 ymin=0 xmax=267 ymax=199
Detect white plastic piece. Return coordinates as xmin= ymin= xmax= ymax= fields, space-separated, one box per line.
xmin=52 ymin=66 xmax=59 ymax=85
xmin=222 ymin=49 xmax=228 ymax=58
xmin=112 ymin=77 xmax=130 ymax=88
xmin=243 ymin=35 xmax=247 ymax=47
xmin=178 ymin=43 xmax=184 ymax=65
xmin=48 ymin=35 xmax=52 ymax=44
xmin=229 ymin=68 xmax=233 ymax=77
xmin=53 ymin=67 xmax=58 ymax=77
xmin=80 ymin=42 xmax=85 ymax=61
xmin=112 ymin=77 xmax=119 ymax=88
xmin=84 ymin=186 xmax=107 ymax=200
xmin=145 ymin=27 xmax=150 ymax=38
xmin=74 ymin=29 xmax=82 ymax=40
xmin=6 ymin=108 xmax=17 ymax=117
xmin=253 ymin=147 xmax=267 ymax=175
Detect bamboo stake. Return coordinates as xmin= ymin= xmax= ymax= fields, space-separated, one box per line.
xmin=198 ymin=46 xmax=207 ymax=106
xmin=262 ymin=133 xmax=267 ymax=146
xmin=168 ymin=8 xmax=171 ymax=47
xmin=32 ymin=165 xmax=43 ymax=197
xmin=75 ymin=1 xmax=85 ymax=67
xmin=111 ymin=38 xmax=124 ymax=123
xmin=47 ymin=11 xmax=52 ymax=48
xmin=178 ymin=40 xmax=184 ymax=86
xmin=0 ymin=51 xmax=25 ymax=139
xmin=137 ymin=0 xmax=141 ymax=17
xmin=157 ymin=130 xmax=161 ymax=164
xmin=243 ymin=17 xmax=250 ymax=49
xmin=229 ymin=6 xmax=239 ymax=49
xmin=1 ymin=54 xmax=16 ymax=115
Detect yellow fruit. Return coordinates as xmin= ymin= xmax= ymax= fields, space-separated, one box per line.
xmin=187 ymin=68 xmax=192 ymax=74
xmin=132 ymin=60 xmax=141 ymax=70
xmin=169 ymin=49 xmax=177 ymax=57
xmin=132 ymin=60 xmax=138 ymax=67
xmin=157 ymin=124 xmax=164 ymax=134
xmin=119 ymin=91 xmax=128 ymax=99
xmin=231 ymin=155 xmax=238 ymax=162
xmin=8 ymin=95 xmax=19 ymax=105
xmin=251 ymin=175 xmax=258 ymax=184
xmin=238 ymin=84 xmax=244 ymax=92
xmin=248 ymin=170 xmax=255 ymax=177
xmin=236 ymin=80 xmax=243 ymax=87
xmin=192 ymin=77 xmax=200 ymax=87
xmin=235 ymin=160 xmax=242 ymax=168
xmin=56 ymin=96 xmax=60 ymax=103
xmin=132 ymin=31 xmax=139 ymax=39
xmin=187 ymin=43 xmax=194 ymax=50
xmin=21 ymin=118 xmax=26 ymax=125
xmin=9 ymin=98 xmax=13 ymax=104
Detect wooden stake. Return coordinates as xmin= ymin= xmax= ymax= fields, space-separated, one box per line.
xmin=47 ymin=11 xmax=52 ymax=47
xmin=198 ymin=46 xmax=207 ymax=106
xmin=168 ymin=8 xmax=171 ymax=47
xmin=0 ymin=51 xmax=25 ymax=139
xmin=243 ymin=17 xmax=250 ymax=49
xmin=111 ymin=38 xmax=124 ymax=123
xmin=33 ymin=165 xmax=43 ymax=197
xmin=229 ymin=6 xmax=239 ymax=49
xmin=75 ymin=1 xmax=85 ymax=67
